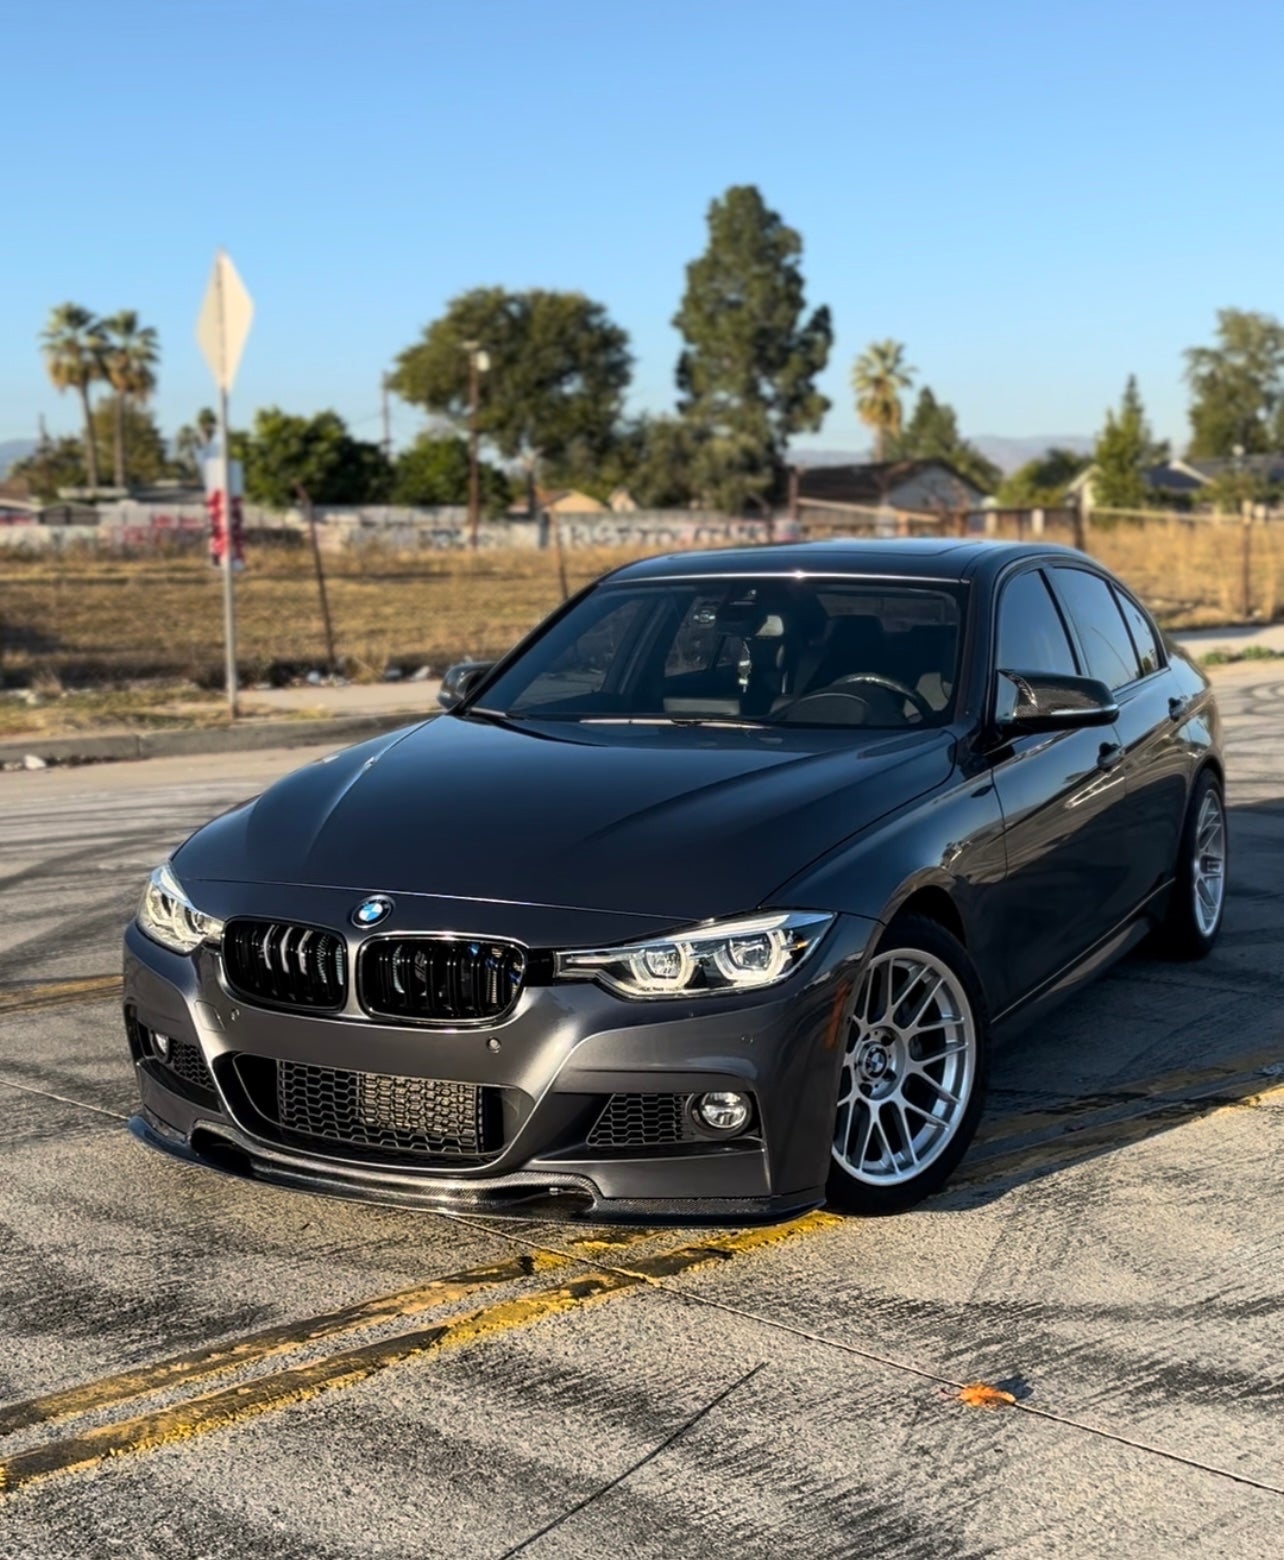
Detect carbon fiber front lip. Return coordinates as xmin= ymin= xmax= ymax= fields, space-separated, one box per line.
xmin=127 ymin=1109 xmax=819 ymax=1225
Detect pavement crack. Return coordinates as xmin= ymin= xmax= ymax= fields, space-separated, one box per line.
xmin=494 ymin=1362 xmax=767 ymax=1559
xmin=0 ymin=1074 xmax=127 ymax=1122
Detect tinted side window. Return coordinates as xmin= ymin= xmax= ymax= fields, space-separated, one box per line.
xmin=996 ymin=570 xmax=1078 ymax=675
xmin=1113 ymin=588 xmax=1162 ymax=676
xmin=1049 ymin=568 xmax=1141 ymax=691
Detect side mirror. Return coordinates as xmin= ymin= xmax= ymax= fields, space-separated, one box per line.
xmin=994 ymin=669 xmax=1118 ymax=733
xmin=437 ymin=660 xmax=495 ymax=711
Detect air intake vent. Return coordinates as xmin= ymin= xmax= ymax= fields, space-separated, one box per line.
xmin=587 ymin=1093 xmax=700 ymax=1150
xmin=359 ymin=938 xmax=526 ymax=1024
xmin=223 ymin=920 xmax=347 ymax=1011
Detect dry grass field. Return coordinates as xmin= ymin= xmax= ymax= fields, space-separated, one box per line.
xmin=1 ymin=521 xmax=1281 ymax=700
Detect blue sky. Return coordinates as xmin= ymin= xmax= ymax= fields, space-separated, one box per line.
xmin=4 ymin=0 xmax=1283 ymax=457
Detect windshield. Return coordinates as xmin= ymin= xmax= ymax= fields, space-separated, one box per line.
xmin=473 ymin=577 xmax=964 ymax=730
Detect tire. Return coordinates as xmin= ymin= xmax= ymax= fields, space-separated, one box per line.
xmin=1153 ymin=769 xmax=1228 ymax=961
xmin=827 ymin=914 xmax=990 ymax=1216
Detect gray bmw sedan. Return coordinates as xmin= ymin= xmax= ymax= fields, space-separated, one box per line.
xmin=124 ymin=540 xmax=1226 ymax=1220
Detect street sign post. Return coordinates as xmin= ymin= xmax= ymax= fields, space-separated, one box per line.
xmin=196 ymin=250 xmax=254 ymax=717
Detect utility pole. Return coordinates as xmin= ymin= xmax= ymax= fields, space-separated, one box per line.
xmin=461 ymin=342 xmax=490 ymax=549
xmin=381 ymin=373 xmax=392 ymax=463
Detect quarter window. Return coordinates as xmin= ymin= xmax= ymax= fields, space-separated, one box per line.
xmin=1113 ymin=589 xmax=1163 ymax=676
xmin=996 ymin=570 xmax=1078 ymax=676
xmin=1049 ymin=568 xmax=1142 ymax=691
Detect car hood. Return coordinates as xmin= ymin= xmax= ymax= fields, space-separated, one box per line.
xmin=174 ymin=714 xmax=955 ymax=923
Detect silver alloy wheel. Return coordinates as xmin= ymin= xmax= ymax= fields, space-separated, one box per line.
xmin=833 ymin=949 xmax=977 ymax=1186
xmin=1193 ymin=788 xmax=1227 ymax=936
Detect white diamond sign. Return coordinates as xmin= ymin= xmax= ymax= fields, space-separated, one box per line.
xmin=196 ymin=250 xmax=254 ymax=392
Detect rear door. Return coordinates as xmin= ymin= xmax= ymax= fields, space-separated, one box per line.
xmin=984 ymin=564 xmax=1132 ymax=1013
xmin=1046 ymin=566 xmax=1186 ymax=910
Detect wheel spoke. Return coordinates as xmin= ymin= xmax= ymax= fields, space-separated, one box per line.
xmin=896 ymin=1102 xmax=919 ymax=1166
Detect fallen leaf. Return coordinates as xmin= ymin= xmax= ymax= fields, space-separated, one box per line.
xmin=956 ymin=1381 xmax=1017 ymax=1409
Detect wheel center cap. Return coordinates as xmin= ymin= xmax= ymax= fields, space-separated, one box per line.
xmin=860 ymin=1042 xmax=891 ymax=1081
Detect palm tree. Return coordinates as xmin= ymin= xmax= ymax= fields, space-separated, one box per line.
xmin=851 ymin=340 xmax=915 ymax=461
xmin=40 ymin=303 xmax=105 ymax=490
xmin=101 ymin=310 xmax=160 ymax=488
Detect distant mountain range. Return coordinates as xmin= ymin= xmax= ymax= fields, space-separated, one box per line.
xmin=0 ymin=438 xmax=35 ymax=477
xmin=793 ymin=434 xmax=1093 ymax=476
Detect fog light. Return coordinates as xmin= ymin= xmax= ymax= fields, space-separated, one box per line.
xmin=694 ymin=1091 xmax=751 ymax=1135
xmin=153 ymin=1031 xmax=172 ymax=1061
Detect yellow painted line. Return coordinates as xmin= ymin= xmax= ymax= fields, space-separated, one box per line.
xmin=976 ymin=1045 xmax=1284 ymax=1146
xmin=961 ymin=1078 xmax=1284 ymax=1188
xmin=0 ymin=1227 xmax=662 ymax=1441
xmin=0 ymin=974 xmax=123 ymax=1017
xmin=0 ymin=1212 xmax=836 ymax=1496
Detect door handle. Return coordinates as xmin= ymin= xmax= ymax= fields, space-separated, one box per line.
xmin=1096 ymin=741 xmax=1124 ymax=773
xmin=1168 ymin=695 xmax=1190 ymax=722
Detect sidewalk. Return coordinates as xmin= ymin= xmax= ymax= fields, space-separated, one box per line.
xmin=0 ymin=678 xmax=443 ymax=768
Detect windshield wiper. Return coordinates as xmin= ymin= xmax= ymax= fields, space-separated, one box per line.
xmin=458 ymin=707 xmax=534 ymax=729
xmin=580 ymin=716 xmax=772 ymax=730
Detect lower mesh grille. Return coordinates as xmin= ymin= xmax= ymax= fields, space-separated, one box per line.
xmin=587 ymin=1093 xmax=699 ymax=1150
xmin=247 ymin=1060 xmax=499 ymax=1162
xmin=165 ymin=1038 xmax=218 ymax=1103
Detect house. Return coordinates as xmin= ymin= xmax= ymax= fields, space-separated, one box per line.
xmin=795 ymin=459 xmax=988 ymax=515
xmin=507 ymin=488 xmax=609 ymax=519
xmin=1065 ymin=459 xmax=1211 ymax=509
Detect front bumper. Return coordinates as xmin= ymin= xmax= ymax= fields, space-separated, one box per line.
xmin=122 ymin=901 xmax=876 ymax=1222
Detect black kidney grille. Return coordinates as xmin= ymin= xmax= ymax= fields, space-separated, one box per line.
xmin=360 ymin=938 xmax=526 ymax=1023
xmin=587 ymin=1093 xmax=700 ymax=1150
xmin=273 ymin=1061 xmax=496 ymax=1160
xmin=223 ymin=920 xmax=347 ymax=1010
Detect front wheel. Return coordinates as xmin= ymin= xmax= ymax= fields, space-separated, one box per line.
xmin=828 ymin=915 xmax=989 ymax=1216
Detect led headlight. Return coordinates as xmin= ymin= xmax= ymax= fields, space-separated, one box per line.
xmin=136 ymin=862 xmax=224 ymax=955
xmin=556 ymin=911 xmax=834 ymax=999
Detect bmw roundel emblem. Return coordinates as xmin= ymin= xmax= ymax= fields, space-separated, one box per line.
xmin=352 ymin=895 xmax=394 ymax=928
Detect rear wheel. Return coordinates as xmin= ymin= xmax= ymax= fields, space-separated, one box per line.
xmin=828 ymin=915 xmax=989 ymax=1215
xmin=1153 ymin=770 xmax=1228 ymax=960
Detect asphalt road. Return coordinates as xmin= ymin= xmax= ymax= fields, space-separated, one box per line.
xmin=1 ymin=667 xmax=1282 ymax=1558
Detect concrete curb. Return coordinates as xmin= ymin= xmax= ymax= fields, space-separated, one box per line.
xmin=0 ymin=712 xmax=424 ymax=768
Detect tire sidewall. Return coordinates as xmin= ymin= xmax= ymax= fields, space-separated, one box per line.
xmin=826 ymin=914 xmax=990 ymax=1216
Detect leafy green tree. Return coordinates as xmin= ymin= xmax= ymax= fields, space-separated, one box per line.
xmin=9 ymin=436 xmax=90 ymax=499
xmin=390 ymin=434 xmax=511 ymax=511
xmin=1092 ymin=377 xmax=1158 ymax=510
xmin=622 ymin=416 xmax=700 ymax=509
xmin=238 ymin=408 xmax=392 ymax=507
xmin=391 ymin=288 xmax=632 ymax=513
xmin=90 ymin=398 xmax=172 ymax=487
xmin=40 ymin=303 xmax=105 ymax=489
xmin=11 ymin=402 xmax=175 ymax=497
xmin=888 ymin=386 xmax=1001 ymax=492
xmin=1185 ymin=309 xmax=1284 ymax=457
xmin=674 ymin=185 xmax=832 ymax=512
xmin=995 ymin=447 xmax=1091 ymax=507
xmin=852 ymin=340 xmax=914 ymax=460
xmin=100 ymin=310 xmax=160 ymax=488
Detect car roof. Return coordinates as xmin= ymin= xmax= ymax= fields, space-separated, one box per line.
xmin=608 ymin=537 xmax=1083 ymax=585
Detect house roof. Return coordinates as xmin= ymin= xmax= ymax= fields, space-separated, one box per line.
xmin=796 ymin=459 xmax=985 ymax=506
xmin=1187 ymin=454 xmax=1284 ymax=483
